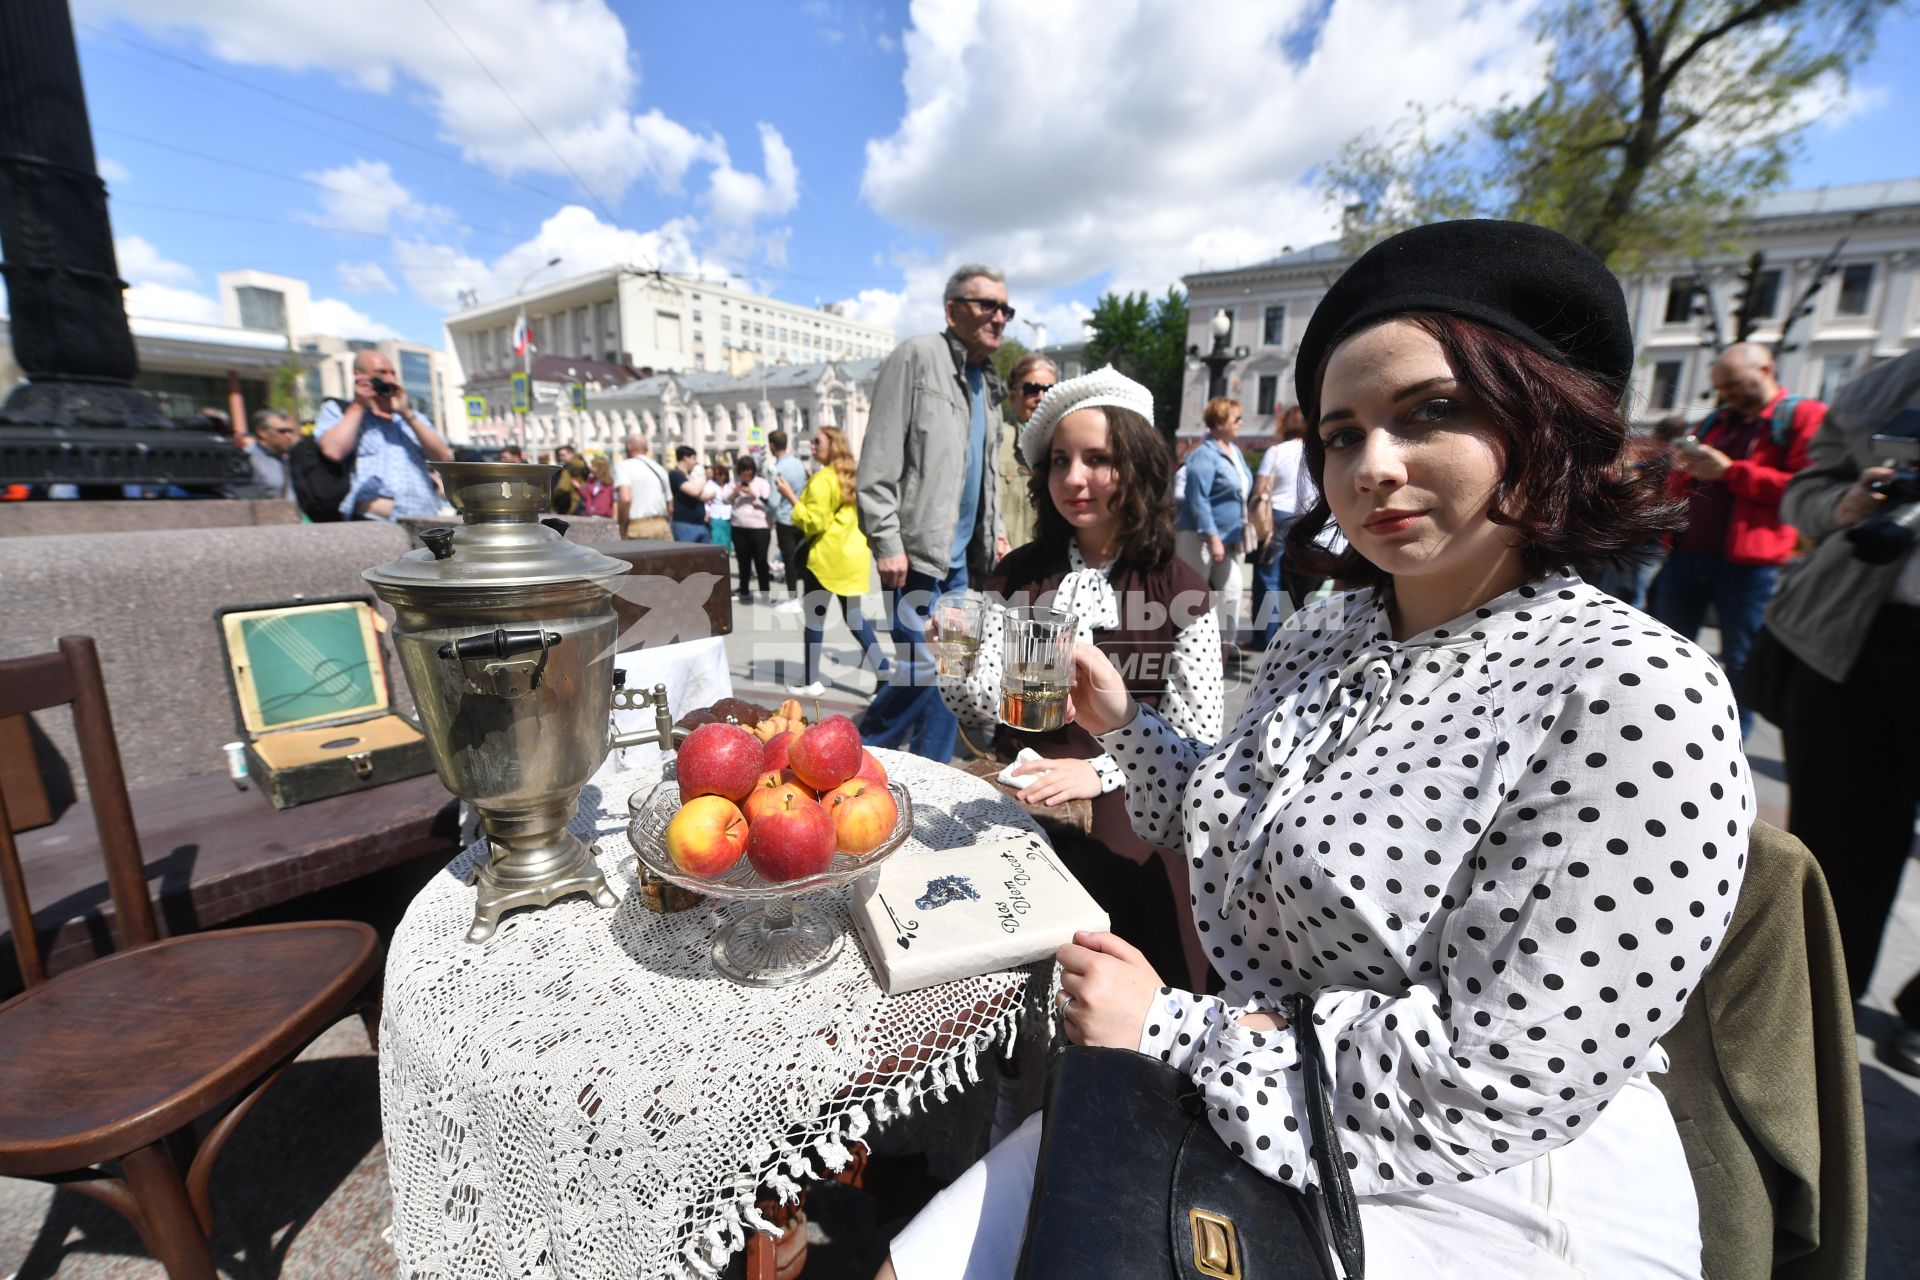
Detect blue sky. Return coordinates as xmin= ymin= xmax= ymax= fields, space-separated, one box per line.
xmin=36 ymin=0 xmax=1920 ymax=353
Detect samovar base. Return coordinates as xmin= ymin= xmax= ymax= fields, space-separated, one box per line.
xmin=464 ymin=831 xmax=617 ymax=943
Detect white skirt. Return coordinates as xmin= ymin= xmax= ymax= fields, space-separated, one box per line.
xmin=891 ymin=1071 xmax=1700 ymax=1280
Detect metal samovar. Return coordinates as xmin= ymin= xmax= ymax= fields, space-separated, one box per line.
xmin=365 ymin=462 xmax=634 ymax=942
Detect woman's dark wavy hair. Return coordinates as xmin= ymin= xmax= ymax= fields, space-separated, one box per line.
xmin=1284 ymin=311 xmax=1684 ymax=586
xmin=1027 ymin=404 xmax=1177 ymax=575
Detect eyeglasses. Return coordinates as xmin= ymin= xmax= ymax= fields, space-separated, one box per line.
xmin=954 ymin=297 xmax=1016 ymax=321
xmin=1021 ymin=381 xmax=1056 ymax=397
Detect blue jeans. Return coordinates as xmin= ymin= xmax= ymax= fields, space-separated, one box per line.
xmin=1646 ymin=548 xmax=1778 ymax=738
xmin=857 ymin=564 xmax=966 ymax=763
xmin=671 ymin=521 xmax=710 ymax=543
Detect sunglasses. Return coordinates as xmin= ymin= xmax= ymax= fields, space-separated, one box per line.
xmin=1021 ymin=381 xmax=1056 ymax=397
xmin=955 ymin=297 xmax=1016 ymax=320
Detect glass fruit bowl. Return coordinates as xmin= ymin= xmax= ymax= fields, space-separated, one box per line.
xmin=627 ymin=775 xmax=914 ymax=986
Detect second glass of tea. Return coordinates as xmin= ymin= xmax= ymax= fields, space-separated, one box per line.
xmin=931 ymin=591 xmax=987 ymax=680
xmin=999 ymin=606 xmax=1077 ymax=732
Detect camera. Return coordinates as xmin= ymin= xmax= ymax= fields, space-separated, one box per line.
xmin=1845 ymin=408 xmax=1920 ymax=564
xmin=369 ymin=376 xmax=398 ymax=397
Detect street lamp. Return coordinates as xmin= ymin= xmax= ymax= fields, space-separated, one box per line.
xmin=516 ymin=256 xmax=562 ymax=452
xmin=1189 ymin=308 xmax=1249 ymax=400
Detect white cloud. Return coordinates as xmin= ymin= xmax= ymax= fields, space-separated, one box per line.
xmin=115 ymin=234 xmax=196 ymax=287
xmin=98 ymin=157 xmax=132 ymax=185
xmin=395 ymin=204 xmax=742 ymax=312
xmin=298 ymin=159 xmax=447 ymax=236
xmin=309 ymin=296 xmax=399 ymax=339
xmin=707 ymin=124 xmax=800 ymax=228
xmin=338 ymin=260 xmax=398 ymax=293
xmin=124 ymin=281 xmax=221 ymax=323
xmin=859 ymin=0 xmax=1549 ymax=334
xmin=832 ymin=286 xmax=908 ymax=333
xmin=83 ymin=0 xmax=748 ymax=206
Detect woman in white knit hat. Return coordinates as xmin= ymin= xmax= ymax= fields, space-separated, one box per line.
xmin=934 ymin=365 xmax=1226 ymax=992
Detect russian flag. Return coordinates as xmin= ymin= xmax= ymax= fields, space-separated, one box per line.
xmin=513 ymin=314 xmax=532 ymax=357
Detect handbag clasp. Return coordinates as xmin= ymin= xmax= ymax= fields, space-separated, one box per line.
xmin=1189 ymin=1207 xmax=1241 ymax=1280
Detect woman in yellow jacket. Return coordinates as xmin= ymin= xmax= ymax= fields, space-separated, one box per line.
xmin=785 ymin=426 xmax=890 ymax=698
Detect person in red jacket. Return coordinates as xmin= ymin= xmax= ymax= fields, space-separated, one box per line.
xmin=1647 ymin=341 xmax=1823 ymax=737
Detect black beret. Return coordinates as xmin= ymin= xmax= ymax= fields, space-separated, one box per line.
xmin=1293 ymin=219 xmax=1632 ymax=413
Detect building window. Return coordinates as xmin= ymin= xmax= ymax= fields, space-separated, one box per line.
xmin=1256 ymin=374 xmax=1279 ymax=417
xmin=235 ymin=286 xmax=288 ymax=333
xmin=400 ymin=350 xmax=435 ymax=421
xmin=1835 ymin=264 xmax=1874 ymax=317
xmin=693 ymin=309 xmax=702 ymax=322
xmin=721 ymin=315 xmax=732 ymax=332
xmin=1663 ymin=277 xmax=1699 ymax=325
xmin=1650 ymin=360 xmax=1684 ymax=411
xmin=1744 ymin=268 xmax=1782 ymax=320
xmin=1819 ymin=353 xmax=1856 ymax=401
xmin=1262 ymin=305 xmax=1285 ymax=346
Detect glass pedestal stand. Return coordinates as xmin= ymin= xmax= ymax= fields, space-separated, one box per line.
xmin=710 ymin=898 xmax=845 ymax=987
xmin=629 ymin=776 xmax=915 ymax=988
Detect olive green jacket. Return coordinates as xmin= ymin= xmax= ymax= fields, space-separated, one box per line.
xmin=1656 ymin=820 xmax=1867 ymax=1280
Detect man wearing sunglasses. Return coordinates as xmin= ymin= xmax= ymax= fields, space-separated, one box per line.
xmin=856 ymin=263 xmax=1012 ymax=762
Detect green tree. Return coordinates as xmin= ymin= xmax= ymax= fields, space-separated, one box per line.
xmin=1324 ymin=0 xmax=1898 ymax=268
xmin=269 ymin=359 xmax=307 ymax=420
xmin=1085 ymin=287 xmax=1189 ymax=441
xmin=989 ymin=337 xmax=1030 ymax=391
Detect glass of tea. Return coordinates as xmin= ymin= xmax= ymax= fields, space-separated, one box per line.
xmin=998 ymin=606 xmax=1077 ymax=732
xmin=931 ymin=591 xmax=987 ymax=680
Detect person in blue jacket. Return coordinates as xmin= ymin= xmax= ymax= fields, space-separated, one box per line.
xmin=1174 ymin=396 xmax=1254 ymax=653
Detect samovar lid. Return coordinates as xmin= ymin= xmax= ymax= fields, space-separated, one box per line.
xmin=362 ymin=462 xmax=633 ymax=590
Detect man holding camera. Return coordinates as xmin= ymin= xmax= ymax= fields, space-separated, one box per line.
xmin=1762 ymin=349 xmax=1920 ymax=1059
xmin=1648 ymin=341 xmax=1824 ymax=737
xmin=317 ymin=350 xmax=453 ymax=519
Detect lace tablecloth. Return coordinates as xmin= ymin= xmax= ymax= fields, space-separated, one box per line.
xmin=378 ymin=749 xmax=1052 ymax=1279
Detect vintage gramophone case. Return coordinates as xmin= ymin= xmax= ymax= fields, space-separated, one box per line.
xmin=216 ymin=595 xmax=434 ymax=809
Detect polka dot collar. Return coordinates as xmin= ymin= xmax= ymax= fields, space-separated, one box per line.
xmin=1338 ymin=566 xmax=1586 ymax=654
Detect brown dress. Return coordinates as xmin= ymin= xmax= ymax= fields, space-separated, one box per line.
xmin=966 ymin=540 xmax=1224 ymax=991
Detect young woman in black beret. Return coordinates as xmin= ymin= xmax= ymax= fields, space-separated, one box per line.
xmin=882 ymin=221 xmax=1750 ymax=1280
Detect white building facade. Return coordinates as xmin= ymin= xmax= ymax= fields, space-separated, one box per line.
xmin=463 ymin=358 xmax=883 ymax=462
xmin=443 ymin=268 xmax=895 ymax=421
xmin=1179 ymin=179 xmax=1920 ymax=437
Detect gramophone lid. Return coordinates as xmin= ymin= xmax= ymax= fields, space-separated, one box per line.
xmin=362 ymin=462 xmax=633 ymax=591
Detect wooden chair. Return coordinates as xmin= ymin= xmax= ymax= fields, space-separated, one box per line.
xmin=0 ymin=636 xmax=383 ymax=1280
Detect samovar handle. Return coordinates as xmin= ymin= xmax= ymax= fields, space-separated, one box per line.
xmin=438 ymin=628 xmax=561 ymax=699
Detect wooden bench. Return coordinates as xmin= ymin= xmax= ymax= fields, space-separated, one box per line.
xmin=0 ymin=525 xmax=732 ymax=992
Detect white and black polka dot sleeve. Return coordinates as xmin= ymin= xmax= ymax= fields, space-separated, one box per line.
xmin=1100 ymin=576 xmax=1754 ymax=1195
xmin=1159 ymin=609 xmax=1224 ymax=742
xmin=938 ymin=601 xmax=1003 ymax=736
xmin=1095 ymin=703 xmax=1210 ymax=848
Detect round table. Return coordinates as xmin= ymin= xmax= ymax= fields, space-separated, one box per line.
xmin=377 ymin=749 xmax=1052 ymax=1280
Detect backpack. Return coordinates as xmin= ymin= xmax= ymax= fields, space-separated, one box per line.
xmin=1700 ymin=395 xmax=1804 ymax=454
xmin=288 ymin=399 xmax=355 ymax=522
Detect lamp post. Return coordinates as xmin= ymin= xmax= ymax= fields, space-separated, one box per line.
xmin=515 ymin=256 xmax=562 ymax=454
xmin=1190 ymin=308 xmax=1249 ymax=401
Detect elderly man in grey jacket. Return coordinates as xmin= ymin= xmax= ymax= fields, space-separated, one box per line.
xmin=1762 ymin=348 xmax=1920 ymax=1025
xmin=855 ymin=263 xmax=1010 ymax=761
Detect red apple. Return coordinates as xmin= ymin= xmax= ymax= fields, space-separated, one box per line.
xmin=762 ymin=731 xmax=795 ymax=774
xmin=666 ymin=795 xmax=749 ymax=878
xmin=824 ymin=778 xmax=899 ymax=855
xmin=854 ymin=749 xmax=888 ymax=788
xmin=746 ymin=792 xmax=837 ymax=882
xmin=743 ymin=769 xmax=817 ymax=824
xmin=788 ymin=714 xmax=863 ymax=792
xmin=678 ymin=722 xmax=764 ymax=803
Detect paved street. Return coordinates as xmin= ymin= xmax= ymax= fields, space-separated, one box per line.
xmin=1 ymin=592 xmax=1915 ymax=1279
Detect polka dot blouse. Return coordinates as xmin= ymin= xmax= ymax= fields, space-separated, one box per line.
xmin=1094 ymin=569 xmax=1753 ymax=1195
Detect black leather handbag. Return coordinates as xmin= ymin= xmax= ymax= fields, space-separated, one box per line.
xmin=1013 ymin=992 xmax=1364 ymax=1280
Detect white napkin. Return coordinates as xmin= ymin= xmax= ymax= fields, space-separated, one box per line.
xmin=996 ymin=747 xmax=1046 ymax=788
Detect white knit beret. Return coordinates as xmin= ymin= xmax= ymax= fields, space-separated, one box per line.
xmin=1017 ymin=365 xmax=1154 ymax=469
